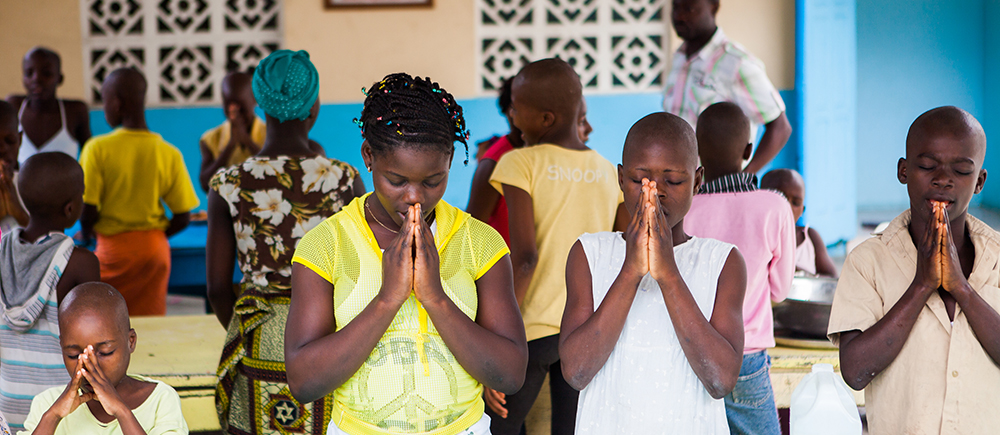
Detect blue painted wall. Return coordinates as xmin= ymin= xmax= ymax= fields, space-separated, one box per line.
xmin=89 ymin=90 xmax=800 ymax=212
xmin=983 ymin=2 xmax=1000 ymax=208
xmin=856 ymin=0 xmax=986 ymax=211
xmin=797 ymin=0 xmax=857 ymax=244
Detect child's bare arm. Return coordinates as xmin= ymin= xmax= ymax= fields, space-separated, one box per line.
xmin=838 ymin=208 xmax=942 ymax=390
xmin=503 ymin=184 xmax=537 ymax=306
xmin=33 ymin=358 xmax=95 ymax=435
xmin=560 ymin=182 xmax=651 ymax=390
xmin=808 ymin=227 xmax=839 ymax=278
xmin=206 ymin=190 xmax=237 ymax=327
xmin=0 ymin=168 xmax=28 ymax=226
xmin=661 ymin=249 xmax=747 ymax=398
xmin=649 ymin=187 xmax=745 ymax=399
xmin=466 ymin=159 xmax=501 ymax=221
xmin=68 ymin=101 xmax=91 ymax=147
xmin=285 ymin=212 xmax=421 ymax=404
xmin=559 ymin=242 xmax=647 ymax=390
xmin=409 ymin=204 xmax=528 ymax=393
xmin=939 ymin=207 xmax=1000 ymax=364
xmin=80 ymin=204 xmax=99 ymax=243
xmin=164 ymin=212 xmax=190 ymax=238
xmin=56 ymin=248 xmax=101 ymax=303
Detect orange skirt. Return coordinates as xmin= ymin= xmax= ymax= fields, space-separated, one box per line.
xmin=96 ymin=230 xmax=170 ymax=316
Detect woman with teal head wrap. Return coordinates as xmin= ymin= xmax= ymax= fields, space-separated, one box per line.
xmin=253 ymin=49 xmax=320 ymax=123
xmin=209 ymin=48 xmax=365 ymax=434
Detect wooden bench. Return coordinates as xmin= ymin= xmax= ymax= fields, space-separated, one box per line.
xmin=130 ymin=315 xmax=225 ymax=432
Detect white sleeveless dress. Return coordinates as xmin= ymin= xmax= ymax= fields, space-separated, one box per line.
xmin=575 ymin=232 xmax=734 ymax=434
xmin=17 ymin=99 xmax=80 ymax=166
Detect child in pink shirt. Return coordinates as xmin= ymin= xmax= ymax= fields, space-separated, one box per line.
xmin=683 ymin=102 xmax=795 ymax=435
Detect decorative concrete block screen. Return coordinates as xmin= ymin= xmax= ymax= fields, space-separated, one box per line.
xmin=80 ymin=0 xmax=282 ymax=107
xmin=476 ymin=0 xmax=669 ymax=94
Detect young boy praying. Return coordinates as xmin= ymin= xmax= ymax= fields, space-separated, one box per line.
xmin=829 ymin=106 xmax=1000 ymax=435
xmin=19 ymin=283 xmax=188 ymax=434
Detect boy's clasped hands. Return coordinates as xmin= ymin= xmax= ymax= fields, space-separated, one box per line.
xmin=381 ymin=203 xmax=446 ymax=306
xmin=623 ymin=178 xmax=681 ymax=283
xmin=918 ymin=200 xmax=971 ymax=294
xmin=49 ymin=346 xmax=130 ymax=422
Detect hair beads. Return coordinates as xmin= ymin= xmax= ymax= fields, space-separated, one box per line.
xmin=355 ymin=73 xmax=470 ymax=165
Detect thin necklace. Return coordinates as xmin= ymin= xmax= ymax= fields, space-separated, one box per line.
xmin=365 ymin=198 xmax=399 ymax=234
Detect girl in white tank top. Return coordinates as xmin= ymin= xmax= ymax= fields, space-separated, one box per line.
xmin=17 ymin=99 xmax=79 ymax=165
xmin=574 ymin=232 xmax=735 ymax=434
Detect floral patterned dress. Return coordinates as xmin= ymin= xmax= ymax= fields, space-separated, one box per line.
xmin=210 ymin=155 xmax=358 ymax=435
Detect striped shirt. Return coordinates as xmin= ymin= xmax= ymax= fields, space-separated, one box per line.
xmin=0 ymin=233 xmax=72 ymax=431
xmin=663 ymin=27 xmax=786 ymax=141
xmin=698 ymin=172 xmax=758 ymax=195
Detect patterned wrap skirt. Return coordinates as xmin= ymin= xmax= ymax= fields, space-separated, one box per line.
xmin=216 ymin=285 xmax=333 ymax=434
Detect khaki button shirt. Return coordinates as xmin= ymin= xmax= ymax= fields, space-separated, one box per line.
xmin=828 ymin=210 xmax=1000 ymax=435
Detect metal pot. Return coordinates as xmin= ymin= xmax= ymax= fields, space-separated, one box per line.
xmin=772 ymin=277 xmax=838 ymax=338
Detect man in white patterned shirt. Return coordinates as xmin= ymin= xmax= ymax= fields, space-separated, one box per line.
xmin=665 ymin=0 xmax=792 ymax=174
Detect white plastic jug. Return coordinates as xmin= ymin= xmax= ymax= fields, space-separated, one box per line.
xmin=790 ymin=363 xmax=862 ymax=435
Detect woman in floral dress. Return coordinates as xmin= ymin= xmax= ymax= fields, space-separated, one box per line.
xmin=206 ymin=50 xmax=361 ymax=434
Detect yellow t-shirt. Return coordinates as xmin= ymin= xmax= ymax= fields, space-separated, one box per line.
xmin=19 ymin=375 xmax=189 ymax=435
xmin=292 ymin=194 xmax=509 ymax=435
xmin=490 ymin=144 xmax=623 ymax=341
xmin=81 ymin=128 xmax=200 ymax=236
xmin=199 ymin=117 xmax=266 ymax=168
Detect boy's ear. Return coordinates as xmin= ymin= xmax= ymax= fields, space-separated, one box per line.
xmin=127 ymin=328 xmax=137 ymax=353
xmin=975 ymin=169 xmax=988 ymax=194
xmin=63 ymin=199 xmax=75 ymax=219
xmin=617 ymin=164 xmax=625 ymax=192
xmin=693 ymin=166 xmax=705 ymax=194
xmin=540 ymin=111 xmax=556 ymax=128
xmin=58 ymin=72 xmax=65 ymax=86
xmin=897 ymin=158 xmax=907 ymax=184
xmin=742 ymin=143 xmax=753 ymax=161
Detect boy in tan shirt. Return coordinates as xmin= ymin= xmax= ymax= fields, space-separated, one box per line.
xmin=828 ymin=106 xmax=1000 ymax=435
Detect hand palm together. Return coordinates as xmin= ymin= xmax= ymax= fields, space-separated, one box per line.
xmin=625 ymin=179 xmax=674 ymax=279
xmin=931 ymin=201 xmax=966 ymax=293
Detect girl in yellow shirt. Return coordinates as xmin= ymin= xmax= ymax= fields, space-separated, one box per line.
xmin=288 ymin=73 xmax=528 ymax=435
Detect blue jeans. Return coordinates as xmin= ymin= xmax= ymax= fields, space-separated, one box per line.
xmin=724 ymin=350 xmax=781 ymax=435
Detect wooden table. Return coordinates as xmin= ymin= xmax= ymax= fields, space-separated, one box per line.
xmin=129 ymin=315 xmax=864 ymax=433
xmin=770 ymin=345 xmax=865 ymax=408
xmin=130 ymin=315 xmax=226 ymax=432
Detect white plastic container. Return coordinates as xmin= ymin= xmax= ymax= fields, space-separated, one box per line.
xmin=790 ymin=363 xmax=862 ymax=435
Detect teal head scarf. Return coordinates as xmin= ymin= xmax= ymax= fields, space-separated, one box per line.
xmin=252 ymin=50 xmax=319 ymax=123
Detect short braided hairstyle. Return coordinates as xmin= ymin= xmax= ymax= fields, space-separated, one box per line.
xmin=355 ymin=73 xmax=470 ymax=164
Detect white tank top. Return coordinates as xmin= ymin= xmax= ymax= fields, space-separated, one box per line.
xmin=795 ymin=226 xmax=817 ymax=276
xmin=575 ymin=232 xmax=734 ymax=434
xmin=17 ymin=99 xmax=80 ymax=166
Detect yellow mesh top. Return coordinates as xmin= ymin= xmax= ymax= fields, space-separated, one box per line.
xmin=292 ymin=193 xmax=509 ymax=434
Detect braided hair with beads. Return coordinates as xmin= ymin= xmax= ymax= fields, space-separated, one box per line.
xmin=354 ymin=73 xmax=471 ymax=164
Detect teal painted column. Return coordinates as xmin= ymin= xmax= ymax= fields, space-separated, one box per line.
xmin=983 ymin=2 xmax=1000 ymax=208
xmin=798 ymin=0 xmax=857 ymax=243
